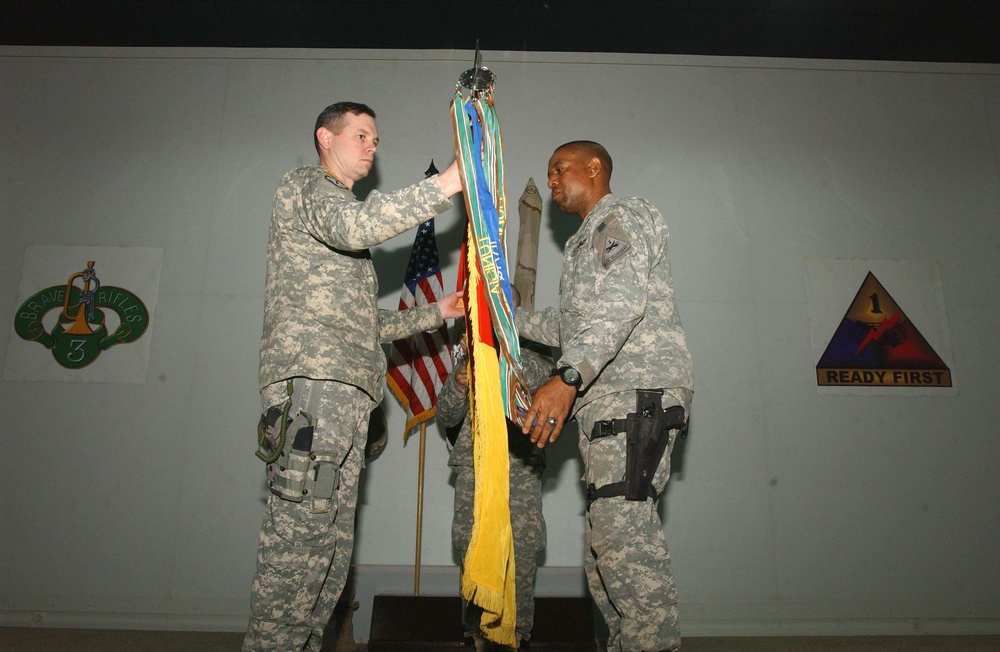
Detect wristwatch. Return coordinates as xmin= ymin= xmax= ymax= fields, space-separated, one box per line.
xmin=552 ymin=365 xmax=583 ymax=389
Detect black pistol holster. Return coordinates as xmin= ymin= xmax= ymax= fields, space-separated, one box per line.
xmin=587 ymin=389 xmax=687 ymax=506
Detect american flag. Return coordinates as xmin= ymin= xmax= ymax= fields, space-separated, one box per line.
xmin=386 ymin=218 xmax=453 ymax=438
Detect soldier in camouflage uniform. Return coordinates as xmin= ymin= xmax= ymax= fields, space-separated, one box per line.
xmin=244 ymin=102 xmax=464 ymax=652
xmin=437 ymin=330 xmax=553 ymax=651
xmin=517 ymin=141 xmax=694 ymax=652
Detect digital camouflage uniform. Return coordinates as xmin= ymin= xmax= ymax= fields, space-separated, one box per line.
xmin=437 ymin=348 xmax=553 ymax=644
xmin=244 ymin=165 xmax=453 ymax=652
xmin=517 ymin=194 xmax=693 ymax=652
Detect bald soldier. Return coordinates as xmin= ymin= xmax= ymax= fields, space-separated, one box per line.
xmin=517 ymin=141 xmax=694 ymax=652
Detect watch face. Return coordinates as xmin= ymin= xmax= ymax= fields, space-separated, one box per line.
xmin=561 ymin=366 xmax=582 ymax=386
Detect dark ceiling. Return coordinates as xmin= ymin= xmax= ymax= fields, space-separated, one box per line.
xmin=4 ymin=0 xmax=1000 ymax=64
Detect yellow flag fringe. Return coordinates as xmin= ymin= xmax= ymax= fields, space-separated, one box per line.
xmin=461 ymin=247 xmax=517 ymax=647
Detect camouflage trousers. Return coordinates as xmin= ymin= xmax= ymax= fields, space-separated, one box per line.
xmin=451 ymin=454 xmax=546 ymax=641
xmin=576 ymin=388 xmax=692 ymax=652
xmin=243 ymin=379 xmax=374 ymax=652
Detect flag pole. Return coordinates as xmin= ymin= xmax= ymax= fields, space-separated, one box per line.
xmin=411 ymin=159 xmax=440 ymax=597
xmin=414 ymin=420 xmax=427 ymax=595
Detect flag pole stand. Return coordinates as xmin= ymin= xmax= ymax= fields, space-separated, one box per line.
xmin=414 ymin=421 xmax=427 ymax=595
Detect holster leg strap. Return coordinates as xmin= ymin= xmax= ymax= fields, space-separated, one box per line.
xmin=586 ymin=481 xmax=657 ymax=507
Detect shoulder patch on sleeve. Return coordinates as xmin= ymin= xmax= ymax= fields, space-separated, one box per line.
xmin=593 ymin=212 xmax=632 ymax=270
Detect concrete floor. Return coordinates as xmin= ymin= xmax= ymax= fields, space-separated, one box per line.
xmin=2 ymin=628 xmax=1000 ymax=652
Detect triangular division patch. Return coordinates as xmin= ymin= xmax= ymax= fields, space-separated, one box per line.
xmin=816 ymin=271 xmax=951 ymax=387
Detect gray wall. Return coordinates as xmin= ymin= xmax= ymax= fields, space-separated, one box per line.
xmin=1 ymin=47 xmax=998 ymax=638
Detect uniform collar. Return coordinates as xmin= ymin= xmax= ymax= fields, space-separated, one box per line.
xmin=321 ymin=166 xmax=349 ymax=189
xmin=582 ymin=193 xmax=616 ymax=224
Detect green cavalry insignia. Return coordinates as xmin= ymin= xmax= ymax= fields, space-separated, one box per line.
xmin=13 ymin=260 xmax=150 ymax=369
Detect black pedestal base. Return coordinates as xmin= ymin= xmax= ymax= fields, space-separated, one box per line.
xmin=367 ymin=595 xmax=597 ymax=651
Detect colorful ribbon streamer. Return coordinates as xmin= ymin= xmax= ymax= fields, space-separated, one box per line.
xmin=450 ymin=87 xmax=531 ymax=647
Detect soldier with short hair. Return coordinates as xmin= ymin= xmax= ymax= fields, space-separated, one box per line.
xmin=517 ymin=141 xmax=694 ymax=652
xmin=243 ymin=101 xmax=464 ymax=652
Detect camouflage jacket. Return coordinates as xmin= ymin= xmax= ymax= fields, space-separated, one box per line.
xmin=516 ymin=193 xmax=693 ymax=415
xmin=437 ymin=347 xmax=554 ymax=467
xmin=258 ymin=165 xmax=453 ymax=400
